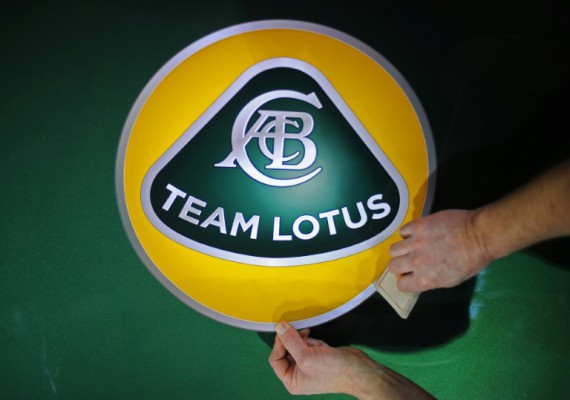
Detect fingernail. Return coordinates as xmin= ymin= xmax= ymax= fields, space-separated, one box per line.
xmin=275 ymin=322 xmax=289 ymax=336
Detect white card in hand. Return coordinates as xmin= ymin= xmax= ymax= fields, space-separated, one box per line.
xmin=375 ymin=270 xmax=419 ymax=319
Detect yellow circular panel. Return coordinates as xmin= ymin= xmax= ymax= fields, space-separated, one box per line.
xmin=116 ymin=21 xmax=435 ymax=330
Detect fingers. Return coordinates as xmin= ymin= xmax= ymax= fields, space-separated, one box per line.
xmin=275 ymin=322 xmax=308 ymax=362
xmin=396 ymin=271 xmax=439 ymax=293
xmin=269 ymin=324 xmax=324 ymax=381
xmin=306 ymin=337 xmax=328 ymax=347
xmin=399 ymin=221 xmax=415 ymax=238
xmin=269 ymin=330 xmax=290 ymax=379
xmin=389 ymin=239 xmax=410 ymax=257
xmin=387 ymin=253 xmax=411 ymax=275
xmin=395 ymin=273 xmax=420 ymax=293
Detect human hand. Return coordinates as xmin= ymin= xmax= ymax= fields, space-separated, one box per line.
xmin=387 ymin=209 xmax=493 ymax=292
xmin=269 ymin=322 xmax=435 ymax=399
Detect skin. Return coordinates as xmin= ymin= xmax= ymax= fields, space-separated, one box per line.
xmin=388 ymin=160 xmax=570 ymax=292
xmin=269 ymin=322 xmax=435 ymax=399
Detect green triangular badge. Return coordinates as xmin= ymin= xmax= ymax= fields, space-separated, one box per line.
xmin=142 ymin=58 xmax=408 ymax=266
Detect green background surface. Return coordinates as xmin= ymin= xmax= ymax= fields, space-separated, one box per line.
xmin=1 ymin=1 xmax=569 ymax=399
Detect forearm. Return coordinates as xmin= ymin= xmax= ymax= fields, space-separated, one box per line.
xmin=348 ymin=355 xmax=435 ymax=400
xmin=474 ymin=160 xmax=570 ymax=260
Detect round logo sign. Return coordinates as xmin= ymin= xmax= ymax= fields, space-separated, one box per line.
xmin=116 ymin=20 xmax=435 ymax=331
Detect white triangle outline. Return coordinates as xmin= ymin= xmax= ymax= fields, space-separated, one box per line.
xmin=141 ymin=57 xmax=409 ymax=267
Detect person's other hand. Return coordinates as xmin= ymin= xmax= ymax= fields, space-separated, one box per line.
xmin=269 ymin=322 xmax=435 ymax=399
xmin=269 ymin=321 xmax=376 ymax=397
xmin=388 ymin=209 xmax=492 ymax=292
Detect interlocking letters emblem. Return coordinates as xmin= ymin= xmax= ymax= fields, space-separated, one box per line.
xmin=215 ymin=90 xmax=323 ymax=187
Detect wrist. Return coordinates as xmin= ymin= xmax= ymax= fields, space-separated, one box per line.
xmin=348 ymin=359 xmax=388 ymax=400
xmin=350 ymin=359 xmax=435 ymax=400
xmin=471 ymin=204 xmax=512 ymax=262
xmin=469 ymin=207 xmax=497 ymax=263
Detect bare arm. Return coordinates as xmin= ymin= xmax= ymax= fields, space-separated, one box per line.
xmin=388 ymin=160 xmax=570 ymax=292
xmin=476 ymin=159 xmax=570 ymax=259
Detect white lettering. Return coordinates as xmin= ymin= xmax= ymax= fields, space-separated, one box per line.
xmin=318 ymin=209 xmax=340 ymax=235
xmin=200 ymin=207 xmax=227 ymax=234
xmin=230 ymin=212 xmax=260 ymax=240
xmin=293 ymin=215 xmax=319 ymax=240
xmin=367 ymin=194 xmax=391 ymax=220
xmin=273 ymin=217 xmax=292 ymax=241
xmin=215 ymin=90 xmax=323 ymax=187
xmin=163 ymin=184 xmax=187 ymax=211
xmin=178 ymin=195 xmax=207 ymax=225
xmin=341 ymin=202 xmax=367 ymax=229
xmin=161 ymin=187 xmax=394 ymax=242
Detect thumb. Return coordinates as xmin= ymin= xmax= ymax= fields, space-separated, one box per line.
xmin=276 ymin=322 xmax=307 ymax=360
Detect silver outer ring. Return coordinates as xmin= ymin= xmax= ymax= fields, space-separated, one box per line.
xmin=115 ymin=20 xmax=436 ymax=332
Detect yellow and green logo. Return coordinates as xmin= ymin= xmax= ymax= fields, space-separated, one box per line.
xmin=116 ymin=21 xmax=435 ymax=330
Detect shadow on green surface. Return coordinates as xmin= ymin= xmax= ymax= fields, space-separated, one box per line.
xmin=528 ymin=238 xmax=570 ymax=270
xmin=259 ymin=277 xmax=475 ymax=351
